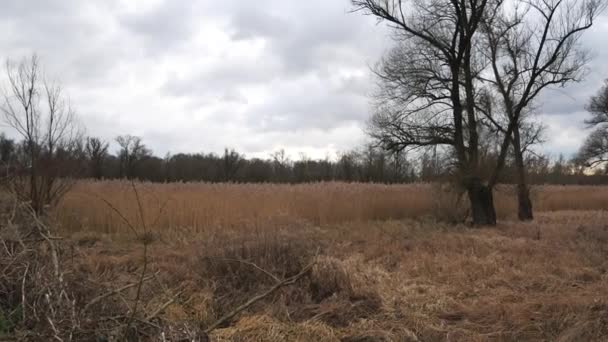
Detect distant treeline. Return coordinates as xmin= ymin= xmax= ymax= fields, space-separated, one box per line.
xmin=1 ymin=133 xmax=607 ymax=185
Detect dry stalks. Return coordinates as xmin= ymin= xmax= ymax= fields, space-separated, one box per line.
xmin=4 ymin=181 xmax=608 ymax=341
xmin=0 ymin=188 xmax=332 ymax=341
xmin=53 ymin=181 xmax=608 ymax=236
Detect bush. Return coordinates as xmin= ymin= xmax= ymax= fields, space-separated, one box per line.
xmin=431 ymin=183 xmax=469 ymax=224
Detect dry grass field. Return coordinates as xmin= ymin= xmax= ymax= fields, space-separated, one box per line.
xmin=23 ymin=180 xmax=603 ymax=341
xmin=61 ymin=210 xmax=608 ymax=341
xmin=53 ymin=180 xmax=608 ymax=236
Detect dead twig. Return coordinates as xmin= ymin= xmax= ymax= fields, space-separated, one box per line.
xmin=83 ymin=274 xmax=156 ymax=312
xmin=21 ymin=263 xmax=29 ymax=322
xmin=146 ymin=290 xmax=184 ymax=321
xmin=26 ymin=205 xmax=61 ymax=282
xmin=206 ymin=257 xmax=282 ymax=283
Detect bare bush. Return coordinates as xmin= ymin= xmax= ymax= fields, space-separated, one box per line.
xmin=1 ymin=55 xmax=83 ymax=215
xmin=431 ymin=183 xmax=469 ymax=224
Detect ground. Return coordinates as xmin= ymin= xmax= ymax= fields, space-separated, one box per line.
xmin=64 ymin=209 xmax=608 ymax=341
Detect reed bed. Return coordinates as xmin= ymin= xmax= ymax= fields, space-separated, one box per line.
xmin=52 ymin=180 xmax=608 ymax=236
xmin=29 ymin=182 xmax=608 ymax=340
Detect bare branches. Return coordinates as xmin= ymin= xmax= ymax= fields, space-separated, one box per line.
xmin=585 ymin=79 xmax=608 ymax=127
xmin=479 ymin=0 xmax=604 ymax=211
xmin=369 ymin=29 xmax=456 ymax=153
xmin=481 ymin=0 xmax=604 ymax=119
xmin=84 ymin=137 xmax=109 ymax=179
xmin=576 ymin=126 xmax=608 ymax=168
xmin=351 ymin=0 xmax=455 ymax=59
xmin=1 ymin=55 xmax=83 ymax=215
xmin=83 ymin=274 xmax=157 ymax=313
xmin=578 ymin=79 xmax=608 ymax=169
xmin=356 ymin=0 xmax=603 ymax=224
xmin=116 ymin=135 xmax=151 ymax=179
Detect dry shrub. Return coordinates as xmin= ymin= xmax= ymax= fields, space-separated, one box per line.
xmin=430 ymin=183 xmax=469 ymax=224
xmin=194 ymin=229 xmax=319 ymax=327
xmin=309 ymin=256 xmax=354 ymax=301
xmin=0 ymin=196 xmax=206 ymax=341
xmin=0 ymin=200 xmax=116 ymax=341
xmin=296 ymin=256 xmax=383 ymax=328
xmin=198 ymin=229 xmax=316 ymax=289
xmin=193 ymin=233 xmax=382 ymax=331
xmin=571 ymin=224 xmax=608 ymax=269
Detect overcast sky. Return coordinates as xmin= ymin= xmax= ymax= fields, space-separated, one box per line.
xmin=0 ymin=0 xmax=606 ymax=160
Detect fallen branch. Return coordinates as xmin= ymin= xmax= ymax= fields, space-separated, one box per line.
xmin=204 ymin=261 xmax=315 ymax=334
xmin=21 ymin=264 xmax=29 ymax=322
xmin=83 ymin=274 xmax=156 ymax=312
xmin=146 ymin=290 xmax=184 ymax=321
xmin=206 ymin=257 xmax=282 ymax=283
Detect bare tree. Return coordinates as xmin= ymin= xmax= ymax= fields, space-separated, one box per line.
xmin=1 ymin=55 xmax=82 ymax=214
xmin=576 ymin=80 xmax=608 ymax=169
xmin=222 ymin=148 xmax=243 ymax=182
xmin=354 ymin=0 xmax=502 ymax=225
xmin=354 ymin=0 xmax=604 ymax=224
xmin=271 ymin=149 xmax=291 ymax=182
xmin=116 ymin=135 xmax=150 ymax=179
xmin=479 ymin=0 xmax=604 ymax=220
xmin=85 ymin=136 xmax=109 ymax=179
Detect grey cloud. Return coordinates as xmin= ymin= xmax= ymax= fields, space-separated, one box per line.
xmin=119 ymin=0 xmax=201 ymax=54
xmin=162 ymin=57 xmax=283 ymax=100
xmin=0 ymin=0 xmax=606 ymax=159
xmin=0 ymin=0 xmax=132 ymax=87
xmin=229 ymin=8 xmax=290 ymax=41
xmin=246 ymin=75 xmax=371 ymax=132
xmin=221 ymin=0 xmax=389 ymax=75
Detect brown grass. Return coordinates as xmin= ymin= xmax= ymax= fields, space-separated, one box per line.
xmin=7 ymin=180 xmax=608 ymax=340
xmin=56 ymin=210 xmax=608 ymax=341
xmin=53 ymin=180 xmax=608 ymax=237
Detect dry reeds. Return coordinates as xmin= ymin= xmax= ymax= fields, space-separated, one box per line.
xmin=6 ymin=186 xmax=608 ymax=340
xmin=53 ymin=180 xmax=608 ymax=237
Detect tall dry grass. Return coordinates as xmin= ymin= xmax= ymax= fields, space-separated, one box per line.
xmin=14 ymin=181 xmax=608 ymax=340
xmin=57 ymin=208 xmax=608 ymax=340
xmin=52 ymin=180 xmax=608 ymax=236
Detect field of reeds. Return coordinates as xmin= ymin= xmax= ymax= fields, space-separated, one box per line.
xmin=53 ymin=180 xmax=608 ymax=236
xmin=5 ymin=180 xmax=608 ymax=340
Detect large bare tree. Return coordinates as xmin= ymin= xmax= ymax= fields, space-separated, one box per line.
xmin=354 ymin=0 xmax=507 ymax=225
xmin=85 ymin=136 xmax=109 ymax=179
xmin=1 ymin=55 xmax=82 ymax=214
xmin=354 ymin=0 xmax=604 ymax=224
xmin=479 ymin=0 xmax=604 ymax=220
xmin=116 ymin=135 xmax=151 ymax=179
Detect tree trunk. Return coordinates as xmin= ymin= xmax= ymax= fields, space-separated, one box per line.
xmin=28 ymin=142 xmax=42 ymax=215
xmin=467 ymin=179 xmax=497 ymax=226
xmin=512 ymin=126 xmax=533 ymax=221
xmin=516 ymin=183 xmax=533 ymax=221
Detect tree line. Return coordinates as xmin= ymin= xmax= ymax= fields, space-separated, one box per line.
xmin=1 ymin=129 xmax=606 ymax=186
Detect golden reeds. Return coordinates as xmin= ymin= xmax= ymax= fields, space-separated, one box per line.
xmin=52 ymin=180 xmax=608 ymax=236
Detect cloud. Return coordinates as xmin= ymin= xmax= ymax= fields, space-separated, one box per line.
xmin=0 ymin=0 xmax=605 ymax=160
